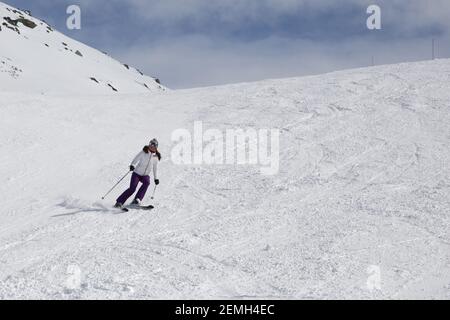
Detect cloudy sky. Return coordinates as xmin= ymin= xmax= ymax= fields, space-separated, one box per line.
xmin=5 ymin=0 xmax=450 ymax=88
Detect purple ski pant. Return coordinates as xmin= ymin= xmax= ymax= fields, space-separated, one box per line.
xmin=116 ymin=172 xmax=150 ymax=204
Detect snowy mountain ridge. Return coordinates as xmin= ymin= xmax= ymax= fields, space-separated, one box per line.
xmin=0 ymin=1 xmax=164 ymax=94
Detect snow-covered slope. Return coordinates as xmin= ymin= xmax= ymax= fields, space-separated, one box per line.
xmin=0 ymin=2 xmax=163 ymax=94
xmin=0 ymin=58 xmax=449 ymax=299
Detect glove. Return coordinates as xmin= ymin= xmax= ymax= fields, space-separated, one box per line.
xmin=129 ymin=165 xmax=135 ymax=171
xmin=154 ymin=179 xmax=160 ymax=185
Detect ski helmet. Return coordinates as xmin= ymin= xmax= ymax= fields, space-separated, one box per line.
xmin=149 ymin=138 xmax=159 ymax=148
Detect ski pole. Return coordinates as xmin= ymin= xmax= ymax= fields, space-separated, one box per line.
xmin=151 ymin=185 xmax=157 ymax=199
xmin=101 ymin=171 xmax=131 ymax=200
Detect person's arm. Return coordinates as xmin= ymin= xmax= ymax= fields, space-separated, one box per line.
xmin=130 ymin=151 xmax=143 ymax=170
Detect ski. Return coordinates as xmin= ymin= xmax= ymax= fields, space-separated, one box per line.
xmin=126 ymin=204 xmax=154 ymax=211
xmin=112 ymin=207 xmax=129 ymax=212
xmin=111 ymin=205 xmax=153 ymax=212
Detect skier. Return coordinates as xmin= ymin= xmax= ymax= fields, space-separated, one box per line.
xmin=114 ymin=138 xmax=161 ymax=209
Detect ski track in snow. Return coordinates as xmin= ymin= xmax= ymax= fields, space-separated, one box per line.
xmin=0 ymin=60 xmax=450 ymax=299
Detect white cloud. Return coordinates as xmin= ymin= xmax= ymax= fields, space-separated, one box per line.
xmin=116 ymin=0 xmax=450 ymax=31
xmin=115 ymin=32 xmax=450 ymax=89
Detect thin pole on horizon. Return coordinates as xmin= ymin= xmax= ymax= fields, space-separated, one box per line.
xmin=432 ymin=38 xmax=435 ymax=60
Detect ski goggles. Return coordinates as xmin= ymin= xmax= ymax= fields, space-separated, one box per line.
xmin=149 ymin=140 xmax=158 ymax=148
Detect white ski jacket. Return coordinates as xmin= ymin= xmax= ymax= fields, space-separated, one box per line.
xmin=131 ymin=150 xmax=159 ymax=178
